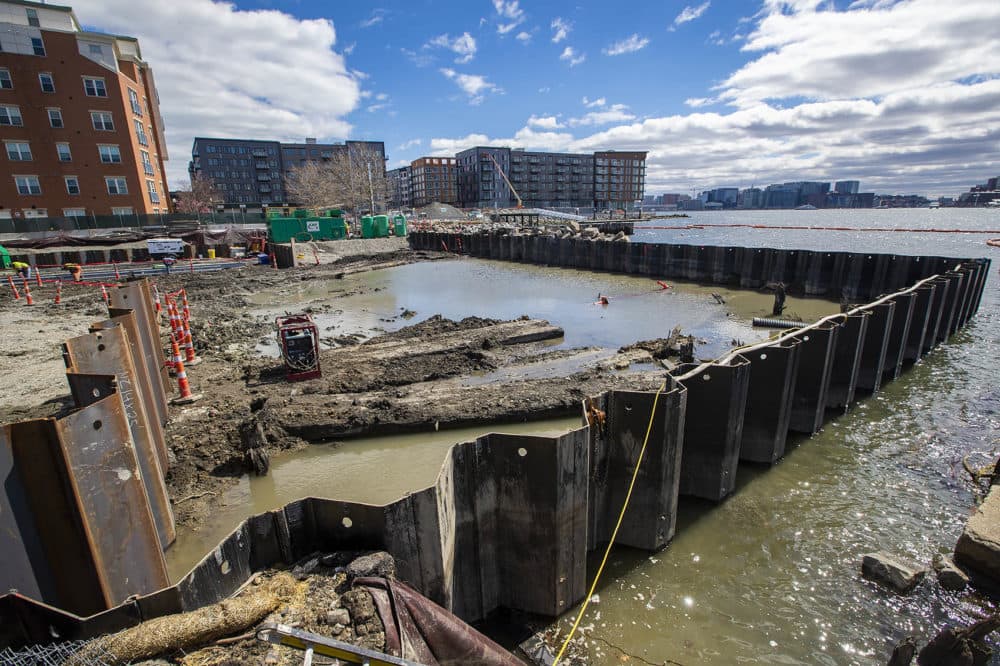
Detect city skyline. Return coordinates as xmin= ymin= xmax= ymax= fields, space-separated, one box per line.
xmin=68 ymin=0 xmax=1000 ymax=198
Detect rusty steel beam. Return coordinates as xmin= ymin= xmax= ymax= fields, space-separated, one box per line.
xmin=109 ymin=279 xmax=170 ymax=424
xmin=0 ymin=391 xmax=169 ymax=617
xmin=100 ymin=309 xmax=169 ymax=472
xmin=64 ymin=326 xmax=176 ymax=549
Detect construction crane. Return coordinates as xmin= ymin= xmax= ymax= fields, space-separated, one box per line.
xmin=485 ymin=152 xmax=523 ymax=209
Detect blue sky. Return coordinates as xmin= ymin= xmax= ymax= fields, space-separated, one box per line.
xmin=75 ymin=0 xmax=1000 ymax=196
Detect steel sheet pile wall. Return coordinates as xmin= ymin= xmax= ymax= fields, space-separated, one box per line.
xmin=0 ymin=278 xmax=173 ymax=622
xmin=0 ymin=244 xmax=991 ymax=649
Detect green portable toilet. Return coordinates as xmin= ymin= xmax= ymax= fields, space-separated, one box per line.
xmin=393 ymin=215 xmax=407 ymax=237
xmin=374 ymin=215 xmax=390 ymax=238
xmin=361 ymin=215 xmax=375 ymax=239
xmin=0 ymin=245 xmax=10 ymax=269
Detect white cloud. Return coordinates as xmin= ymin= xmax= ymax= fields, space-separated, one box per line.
xmin=527 ymin=115 xmax=564 ymax=129
xmin=551 ymin=17 xmax=571 ymax=43
xmin=440 ymin=68 xmax=503 ymax=105
xmin=603 ymin=34 xmax=650 ymax=56
xmin=559 ymin=46 xmax=586 ymax=67
xmin=568 ymin=103 xmax=636 ymax=126
xmin=398 ymin=138 xmax=422 ymax=151
xmin=70 ymin=0 xmax=360 ymax=187
xmin=707 ymin=29 xmax=725 ymax=45
xmin=375 ymin=92 xmax=389 ymax=101
xmin=582 ymin=96 xmax=606 ymax=108
xmin=672 ymin=2 xmax=711 ymax=29
xmin=515 ymin=31 xmax=532 ymax=43
xmin=492 ymin=0 xmax=526 ymax=35
xmin=401 ymin=47 xmax=434 ymax=67
xmin=343 ymin=41 xmax=356 ymax=55
xmin=367 ymin=104 xmax=387 ymax=113
xmin=360 ymin=8 xmax=386 ymax=28
xmin=538 ymin=87 xmax=551 ymax=93
xmin=685 ymin=97 xmax=716 ymax=107
xmin=427 ymin=32 xmax=477 ymax=64
xmin=719 ymin=0 xmax=1000 ymax=108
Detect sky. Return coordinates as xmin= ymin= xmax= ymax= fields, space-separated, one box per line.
xmin=72 ymin=0 xmax=1000 ymax=197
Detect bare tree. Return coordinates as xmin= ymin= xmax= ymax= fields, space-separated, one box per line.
xmin=285 ymin=161 xmax=340 ymax=210
xmin=175 ymin=173 xmax=220 ymax=214
xmin=285 ymin=144 xmax=387 ymax=214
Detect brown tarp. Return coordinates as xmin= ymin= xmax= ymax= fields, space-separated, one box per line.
xmin=355 ymin=577 xmax=522 ymax=666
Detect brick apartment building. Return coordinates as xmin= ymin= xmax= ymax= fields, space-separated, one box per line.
xmin=409 ymin=156 xmax=456 ymax=207
xmin=0 ymin=0 xmax=170 ymax=219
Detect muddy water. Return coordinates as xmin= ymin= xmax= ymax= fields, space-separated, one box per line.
xmin=166 ymin=417 xmax=582 ymax=581
xmin=556 ymin=209 xmax=1000 ymax=664
xmin=172 ymin=209 xmax=999 ymax=664
xmin=250 ymin=259 xmax=838 ymax=359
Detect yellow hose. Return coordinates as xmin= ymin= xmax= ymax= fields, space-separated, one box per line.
xmin=553 ymin=379 xmax=669 ymax=664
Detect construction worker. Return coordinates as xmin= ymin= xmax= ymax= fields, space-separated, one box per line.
xmin=162 ymin=255 xmax=176 ymax=275
xmin=11 ymin=260 xmax=30 ymax=279
xmin=63 ymin=262 xmax=82 ymax=282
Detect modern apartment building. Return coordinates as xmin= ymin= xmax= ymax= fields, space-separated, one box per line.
xmin=189 ymin=137 xmax=385 ymax=206
xmin=189 ymin=137 xmax=282 ymax=205
xmin=593 ymin=150 xmax=647 ymax=211
xmin=410 ymin=156 xmax=456 ymax=207
xmin=456 ymin=146 xmax=512 ymax=209
xmin=387 ymin=165 xmax=411 ymax=209
xmin=456 ymin=146 xmax=646 ymax=210
xmin=0 ymin=0 xmax=170 ymax=219
xmin=507 ymin=149 xmax=593 ymax=208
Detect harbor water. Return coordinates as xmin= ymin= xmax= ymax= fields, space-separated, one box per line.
xmin=171 ymin=209 xmax=999 ymax=664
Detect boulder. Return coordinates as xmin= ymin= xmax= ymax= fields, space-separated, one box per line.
xmin=861 ymin=552 xmax=926 ymax=594
xmin=347 ymin=551 xmax=396 ymax=579
xmin=933 ymin=555 xmax=970 ymax=592
xmin=955 ymin=486 xmax=1000 ymax=585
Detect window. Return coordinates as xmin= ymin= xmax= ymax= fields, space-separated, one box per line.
xmin=48 ymin=108 xmax=62 ymax=128
xmin=0 ymin=105 xmax=23 ymax=126
xmin=88 ymin=44 xmax=102 ymax=55
xmin=14 ymin=176 xmax=41 ymax=195
xmin=56 ymin=143 xmax=71 ymax=161
xmin=38 ymin=72 xmax=54 ymax=92
xmin=146 ymin=179 xmax=160 ymax=203
xmin=98 ymin=144 xmax=121 ymax=163
xmin=0 ymin=69 xmax=11 ymax=89
xmin=63 ymin=208 xmax=86 ymax=217
xmin=106 ymin=176 xmax=127 ymax=195
xmin=133 ymin=119 xmax=147 ymax=145
xmin=111 ymin=207 xmax=133 ymax=215
xmin=140 ymin=149 xmax=153 ymax=175
xmin=91 ymin=111 xmax=114 ymax=131
xmin=128 ymin=88 xmax=142 ymax=115
xmin=30 ymin=37 xmax=44 ymax=56
xmin=83 ymin=77 xmax=107 ymax=97
xmin=6 ymin=142 xmax=32 ymax=161
xmin=25 ymin=8 xmax=39 ymax=27
xmin=65 ymin=176 xmax=80 ymax=195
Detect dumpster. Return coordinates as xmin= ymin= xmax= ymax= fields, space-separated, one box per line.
xmin=374 ymin=215 xmax=390 ymax=238
xmin=361 ymin=216 xmax=375 ymax=239
xmin=393 ymin=215 xmax=407 ymax=237
xmin=0 ymin=245 xmax=11 ymax=269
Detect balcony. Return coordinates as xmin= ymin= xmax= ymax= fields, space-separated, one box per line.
xmin=257 ymin=174 xmax=271 ymax=181
xmin=255 ymin=162 xmax=268 ymax=169
xmin=251 ymin=149 xmax=268 ymax=157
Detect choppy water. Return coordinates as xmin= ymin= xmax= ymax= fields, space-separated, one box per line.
xmin=171 ymin=208 xmax=999 ymax=664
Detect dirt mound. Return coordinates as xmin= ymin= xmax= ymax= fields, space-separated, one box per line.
xmin=415 ymin=202 xmax=467 ymax=220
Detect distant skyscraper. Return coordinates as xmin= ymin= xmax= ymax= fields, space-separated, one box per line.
xmin=835 ymin=180 xmax=860 ymax=195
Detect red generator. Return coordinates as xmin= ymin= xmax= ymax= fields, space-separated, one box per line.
xmin=276 ymin=314 xmax=322 ymax=381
